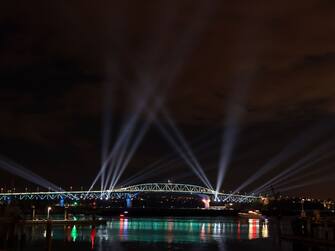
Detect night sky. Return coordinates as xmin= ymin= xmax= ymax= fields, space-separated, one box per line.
xmin=1 ymin=1 xmax=335 ymax=198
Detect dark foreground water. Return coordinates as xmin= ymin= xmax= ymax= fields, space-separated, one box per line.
xmin=10 ymin=217 xmax=335 ymax=251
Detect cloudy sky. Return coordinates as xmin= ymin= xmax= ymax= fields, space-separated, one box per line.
xmin=0 ymin=0 xmax=335 ymax=198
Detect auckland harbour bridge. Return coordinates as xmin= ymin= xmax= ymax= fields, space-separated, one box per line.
xmin=0 ymin=183 xmax=260 ymax=204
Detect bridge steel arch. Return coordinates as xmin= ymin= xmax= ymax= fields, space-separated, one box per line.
xmin=118 ymin=183 xmax=214 ymax=194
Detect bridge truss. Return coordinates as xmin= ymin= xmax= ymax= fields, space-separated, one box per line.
xmin=0 ymin=183 xmax=259 ymax=203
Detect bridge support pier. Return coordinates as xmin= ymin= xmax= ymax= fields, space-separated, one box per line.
xmin=126 ymin=194 xmax=132 ymax=208
xmin=64 ymin=207 xmax=69 ymax=220
xmin=32 ymin=205 xmax=36 ymax=220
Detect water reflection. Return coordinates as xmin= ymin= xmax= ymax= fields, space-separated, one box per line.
xmin=4 ymin=217 xmax=335 ymax=251
xmin=248 ymin=219 xmax=259 ymax=240
xmin=262 ymin=220 xmax=269 ymax=238
xmin=30 ymin=217 xmax=270 ymax=245
xmin=121 ymin=217 xmax=266 ymax=243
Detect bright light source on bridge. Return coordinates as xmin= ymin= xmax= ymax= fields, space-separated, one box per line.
xmin=214 ymin=197 xmax=221 ymax=202
xmin=202 ymin=198 xmax=211 ymax=209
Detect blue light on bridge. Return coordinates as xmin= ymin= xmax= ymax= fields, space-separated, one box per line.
xmin=60 ymin=198 xmax=65 ymax=207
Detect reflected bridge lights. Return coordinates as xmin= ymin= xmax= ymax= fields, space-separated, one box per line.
xmin=247 ymin=219 xmax=269 ymax=239
xmin=262 ymin=220 xmax=269 ymax=238
xmin=248 ymin=219 xmax=260 ymax=240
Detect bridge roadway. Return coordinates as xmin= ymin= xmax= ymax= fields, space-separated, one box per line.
xmin=0 ymin=183 xmax=260 ymax=203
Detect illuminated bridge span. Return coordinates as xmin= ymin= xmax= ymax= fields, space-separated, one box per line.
xmin=0 ymin=183 xmax=260 ymax=203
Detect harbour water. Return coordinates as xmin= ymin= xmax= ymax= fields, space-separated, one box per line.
xmin=3 ymin=216 xmax=335 ymax=251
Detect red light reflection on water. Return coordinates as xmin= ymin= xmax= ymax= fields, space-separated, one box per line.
xmin=119 ymin=218 xmax=124 ymax=240
xmin=90 ymin=226 xmax=96 ymax=250
xmin=66 ymin=226 xmax=71 ymax=242
xmin=167 ymin=219 xmax=174 ymax=243
xmin=248 ymin=219 xmax=259 ymax=240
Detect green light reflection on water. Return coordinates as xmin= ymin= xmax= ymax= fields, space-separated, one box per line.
xmin=71 ymin=225 xmax=78 ymax=242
